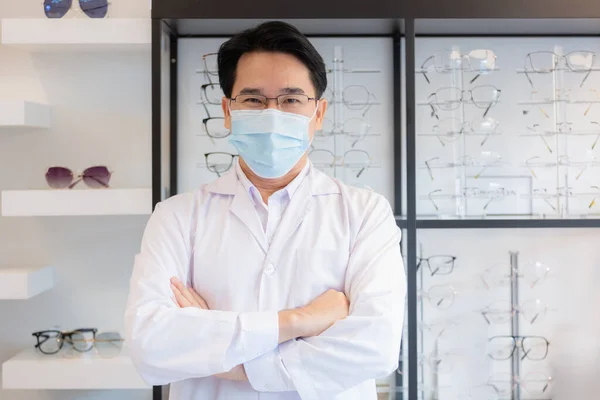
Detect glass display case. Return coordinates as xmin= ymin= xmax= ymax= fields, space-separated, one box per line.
xmin=152 ymin=3 xmax=600 ymax=400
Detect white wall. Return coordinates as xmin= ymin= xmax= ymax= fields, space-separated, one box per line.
xmin=0 ymin=1 xmax=152 ymax=399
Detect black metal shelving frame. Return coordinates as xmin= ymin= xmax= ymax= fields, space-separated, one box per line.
xmin=151 ymin=2 xmax=600 ymax=399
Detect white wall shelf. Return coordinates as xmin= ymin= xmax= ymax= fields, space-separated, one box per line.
xmin=0 ymin=100 xmax=51 ymax=129
xmin=0 ymin=18 xmax=151 ymax=52
xmin=2 ymin=347 xmax=150 ymax=390
xmin=1 ymin=188 xmax=153 ymax=217
xmin=0 ymin=266 xmax=54 ymax=300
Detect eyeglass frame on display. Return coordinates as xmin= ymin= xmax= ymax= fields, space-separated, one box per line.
xmin=417 ymin=254 xmax=457 ymax=276
xmin=479 ymin=298 xmax=557 ymax=325
xmin=419 ymin=48 xmax=498 ymax=84
xmin=487 ymin=335 xmax=550 ymax=361
xmin=523 ymin=50 xmax=596 ymax=88
xmin=203 ymin=152 xmax=238 ymax=177
xmin=426 ymin=85 xmax=502 ymax=118
xmin=308 ymin=148 xmax=372 ymax=178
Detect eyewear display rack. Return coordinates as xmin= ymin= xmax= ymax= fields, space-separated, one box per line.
xmin=151 ymin=1 xmax=600 ymax=400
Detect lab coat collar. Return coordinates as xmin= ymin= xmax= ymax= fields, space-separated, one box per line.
xmin=205 ymin=161 xmax=341 ymax=197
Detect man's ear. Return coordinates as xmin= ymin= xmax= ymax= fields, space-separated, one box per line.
xmin=222 ymin=97 xmax=231 ymax=129
xmin=315 ymin=99 xmax=327 ymax=130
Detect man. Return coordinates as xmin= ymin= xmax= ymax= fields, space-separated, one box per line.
xmin=125 ymin=21 xmax=406 ymax=400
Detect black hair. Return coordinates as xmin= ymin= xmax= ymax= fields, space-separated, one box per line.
xmin=217 ymin=21 xmax=327 ymax=100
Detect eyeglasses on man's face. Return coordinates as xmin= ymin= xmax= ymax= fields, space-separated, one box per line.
xmin=229 ymin=93 xmax=318 ymax=117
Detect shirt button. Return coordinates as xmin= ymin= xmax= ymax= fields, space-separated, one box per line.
xmin=264 ymin=263 xmax=275 ymax=275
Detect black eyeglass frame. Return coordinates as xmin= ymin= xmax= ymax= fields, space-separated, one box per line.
xmin=204 ymin=152 xmax=238 ymax=177
xmin=32 ymin=328 xmax=98 ymax=355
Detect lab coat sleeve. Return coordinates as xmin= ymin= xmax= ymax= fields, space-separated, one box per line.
xmin=124 ymin=199 xmax=279 ymax=386
xmin=244 ymin=194 xmax=406 ymax=398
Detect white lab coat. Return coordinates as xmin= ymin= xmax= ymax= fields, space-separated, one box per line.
xmin=124 ymin=164 xmax=406 ymax=400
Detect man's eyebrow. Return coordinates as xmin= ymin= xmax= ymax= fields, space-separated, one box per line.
xmin=238 ymin=87 xmax=263 ymax=95
xmin=280 ymin=87 xmax=306 ymax=95
xmin=236 ymin=87 xmax=308 ymax=96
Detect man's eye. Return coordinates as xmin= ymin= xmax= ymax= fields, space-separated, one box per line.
xmin=242 ymin=97 xmax=263 ymax=104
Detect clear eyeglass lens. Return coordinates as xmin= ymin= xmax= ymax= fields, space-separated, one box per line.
xmin=528 ymin=52 xmax=556 ymax=73
xmin=233 ymin=94 xmax=311 ymax=114
xmin=343 ymin=150 xmax=370 ymax=168
xmin=71 ymin=331 xmax=92 ymax=352
xmin=520 ymin=299 xmax=547 ymax=324
xmin=343 ymin=86 xmax=370 ymax=110
xmin=469 ymin=49 xmax=496 ymax=72
xmin=343 ymin=118 xmax=370 ymax=138
xmin=522 ymin=337 xmax=548 ymax=360
xmin=473 ymin=117 xmax=498 ymax=133
xmin=315 ymin=118 xmax=334 ymax=141
xmin=471 ymin=86 xmax=500 ymax=107
xmin=205 ymin=118 xmax=228 ymax=138
xmin=309 ymin=150 xmax=336 ymax=166
xmin=434 ymin=50 xmax=455 ymax=71
xmin=96 ymin=332 xmax=123 ymax=358
xmin=483 ymin=301 xmax=512 ymax=324
xmin=488 ymin=337 xmax=515 ymax=360
xmin=427 ymin=285 xmax=454 ymax=309
xmin=567 ymin=51 xmax=595 ymax=71
xmin=39 ymin=332 xmax=62 ymax=354
xmin=428 ymin=256 xmax=454 ymax=274
xmin=203 ymin=85 xmax=222 ymax=104
xmin=523 ymin=372 xmax=553 ymax=395
xmin=203 ymin=54 xmax=218 ymax=75
xmin=435 ymin=88 xmax=462 ymax=110
xmin=206 ymin=154 xmax=234 ymax=174
xmin=487 ymin=373 xmax=514 ymax=396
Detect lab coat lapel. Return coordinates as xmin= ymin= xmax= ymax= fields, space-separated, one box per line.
xmin=268 ymin=169 xmax=314 ymax=255
xmin=229 ymin=181 xmax=269 ymax=255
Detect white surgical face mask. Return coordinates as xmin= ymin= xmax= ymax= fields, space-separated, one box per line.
xmin=228 ymin=105 xmax=318 ymax=179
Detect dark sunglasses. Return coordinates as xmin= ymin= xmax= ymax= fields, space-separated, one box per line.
xmin=45 ymin=166 xmax=111 ymax=189
xmin=43 ymin=0 xmax=109 ymax=19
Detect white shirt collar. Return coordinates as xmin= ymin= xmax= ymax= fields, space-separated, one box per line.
xmin=235 ymin=158 xmax=311 ymax=203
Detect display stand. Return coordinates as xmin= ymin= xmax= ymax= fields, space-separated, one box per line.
xmin=509 ymin=251 xmax=522 ymax=400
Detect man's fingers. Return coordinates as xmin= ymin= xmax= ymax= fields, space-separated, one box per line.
xmin=171 ymin=277 xmax=197 ymax=305
xmin=189 ymin=287 xmax=209 ymax=309
xmin=171 ymin=284 xmax=192 ymax=307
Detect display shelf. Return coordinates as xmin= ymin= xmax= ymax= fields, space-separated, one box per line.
xmin=0 ymin=19 xmax=151 ymax=52
xmin=416 ymin=217 xmax=600 ymax=229
xmin=0 ymin=266 xmax=54 ymax=300
xmin=0 ymin=101 xmax=51 ymax=129
xmin=1 ymin=188 xmax=153 ymax=217
xmin=2 ymin=347 xmax=150 ymax=390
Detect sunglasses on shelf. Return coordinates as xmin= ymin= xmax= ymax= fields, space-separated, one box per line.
xmin=45 ymin=166 xmax=111 ymax=189
xmin=43 ymin=0 xmax=109 ymax=19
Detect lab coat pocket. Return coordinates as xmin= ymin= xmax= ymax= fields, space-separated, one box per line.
xmin=292 ymin=248 xmax=348 ymax=305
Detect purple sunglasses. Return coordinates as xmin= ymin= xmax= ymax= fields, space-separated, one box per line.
xmin=45 ymin=166 xmax=111 ymax=189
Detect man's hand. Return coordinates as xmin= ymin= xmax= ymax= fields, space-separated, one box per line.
xmin=170 ymin=277 xmax=247 ymax=382
xmin=170 ymin=277 xmax=208 ymax=309
xmin=295 ymin=289 xmax=350 ymax=338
